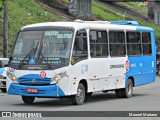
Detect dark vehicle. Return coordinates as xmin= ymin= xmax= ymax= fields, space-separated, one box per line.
xmin=156 ymin=52 xmax=160 ymax=75
xmin=0 ymin=58 xmax=9 ymax=92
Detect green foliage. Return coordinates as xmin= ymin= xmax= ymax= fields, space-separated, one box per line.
xmin=62 ymin=0 xmax=68 ymax=4
xmin=92 ymin=0 xmax=125 ymax=20
xmin=119 ymin=2 xmax=148 ymax=16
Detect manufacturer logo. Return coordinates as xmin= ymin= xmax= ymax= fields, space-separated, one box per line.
xmin=32 ymin=79 xmax=36 ymax=83
xmin=125 ymin=60 xmax=130 ymax=72
xmin=40 ymin=71 xmax=46 ymax=78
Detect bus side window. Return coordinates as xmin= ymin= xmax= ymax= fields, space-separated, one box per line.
xmin=90 ymin=30 xmax=108 ymax=57
xmin=127 ymin=32 xmax=141 ymax=56
xmin=109 ymin=31 xmax=125 ymax=57
xmin=71 ymin=29 xmax=88 ymax=64
xmin=142 ymin=32 xmax=152 ymax=55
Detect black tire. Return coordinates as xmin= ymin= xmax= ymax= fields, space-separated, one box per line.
xmin=71 ymin=83 xmax=85 ymax=105
xmin=156 ymin=69 xmax=158 ymax=75
xmin=0 ymin=88 xmax=6 ymax=93
xmin=22 ymin=96 xmax=35 ymax=104
xmin=115 ymin=79 xmax=133 ymax=98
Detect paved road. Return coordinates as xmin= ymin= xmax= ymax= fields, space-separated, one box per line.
xmin=0 ymin=77 xmax=160 ymax=119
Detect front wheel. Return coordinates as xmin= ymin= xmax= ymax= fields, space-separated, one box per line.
xmin=22 ymin=96 xmax=35 ymax=104
xmin=115 ymin=79 xmax=133 ymax=98
xmin=71 ymin=83 xmax=85 ymax=105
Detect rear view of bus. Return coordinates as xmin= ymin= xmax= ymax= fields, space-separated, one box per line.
xmin=6 ymin=21 xmax=156 ymax=105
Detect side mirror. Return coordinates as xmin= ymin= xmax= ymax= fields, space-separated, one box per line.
xmin=4 ymin=64 xmax=9 ymax=67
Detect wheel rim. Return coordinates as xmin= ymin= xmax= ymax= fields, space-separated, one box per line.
xmin=77 ymin=88 xmax=84 ymax=102
xmin=127 ymin=82 xmax=132 ymax=95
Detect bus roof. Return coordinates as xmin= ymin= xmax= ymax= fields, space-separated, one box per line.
xmin=22 ymin=20 xmax=153 ymax=31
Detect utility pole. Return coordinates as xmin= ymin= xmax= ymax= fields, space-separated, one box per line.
xmin=68 ymin=0 xmax=92 ymax=20
xmin=3 ymin=0 xmax=8 ymax=58
xmin=77 ymin=0 xmax=92 ymax=20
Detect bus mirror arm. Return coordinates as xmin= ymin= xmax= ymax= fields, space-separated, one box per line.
xmin=4 ymin=64 xmax=9 ymax=67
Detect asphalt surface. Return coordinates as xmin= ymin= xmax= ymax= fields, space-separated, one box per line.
xmin=0 ymin=77 xmax=160 ymax=119
xmin=1 ymin=77 xmax=160 ymax=111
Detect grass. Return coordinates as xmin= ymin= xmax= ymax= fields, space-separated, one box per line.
xmin=0 ymin=0 xmax=63 ymax=57
xmin=62 ymin=0 xmax=68 ymax=4
xmin=92 ymin=0 xmax=126 ymax=20
xmin=119 ymin=2 xmax=148 ymax=16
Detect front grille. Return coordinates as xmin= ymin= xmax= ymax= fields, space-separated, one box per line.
xmin=18 ymin=78 xmax=51 ymax=85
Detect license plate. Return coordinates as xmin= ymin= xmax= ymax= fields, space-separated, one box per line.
xmin=27 ymin=88 xmax=38 ymax=93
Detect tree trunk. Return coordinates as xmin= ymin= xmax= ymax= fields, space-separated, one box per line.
xmin=77 ymin=0 xmax=92 ymax=20
xmin=3 ymin=0 xmax=8 ymax=58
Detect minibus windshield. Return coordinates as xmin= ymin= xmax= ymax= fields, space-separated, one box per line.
xmin=10 ymin=29 xmax=73 ymax=66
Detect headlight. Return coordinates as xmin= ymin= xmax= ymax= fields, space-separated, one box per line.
xmin=7 ymin=71 xmax=18 ymax=83
xmin=53 ymin=75 xmax=62 ymax=83
xmin=51 ymin=72 xmax=67 ymax=84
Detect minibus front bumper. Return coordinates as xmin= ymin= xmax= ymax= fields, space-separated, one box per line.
xmin=7 ymin=83 xmax=65 ymax=97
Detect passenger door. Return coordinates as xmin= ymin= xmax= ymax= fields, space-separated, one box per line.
xmin=88 ymin=30 xmax=109 ymax=91
xmin=69 ymin=29 xmax=89 ymax=95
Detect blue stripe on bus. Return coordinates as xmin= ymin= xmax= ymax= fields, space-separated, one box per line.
xmin=19 ymin=74 xmax=41 ymax=79
xmin=7 ymin=83 xmax=65 ymax=97
xmin=136 ymin=26 xmax=153 ymax=31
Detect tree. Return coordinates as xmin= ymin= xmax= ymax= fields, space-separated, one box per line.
xmin=68 ymin=0 xmax=92 ymax=20
xmin=77 ymin=0 xmax=92 ymax=20
xmin=3 ymin=0 xmax=8 ymax=58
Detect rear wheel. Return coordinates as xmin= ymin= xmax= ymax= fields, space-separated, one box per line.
xmin=115 ymin=79 xmax=133 ymax=98
xmin=22 ymin=96 xmax=35 ymax=104
xmin=71 ymin=83 xmax=85 ymax=105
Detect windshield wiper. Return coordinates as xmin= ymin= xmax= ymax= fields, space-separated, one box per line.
xmin=18 ymin=48 xmax=36 ymax=68
xmin=18 ymin=41 xmax=40 ymax=68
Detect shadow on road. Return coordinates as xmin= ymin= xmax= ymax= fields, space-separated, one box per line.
xmin=8 ymin=92 xmax=150 ymax=107
xmin=85 ymin=92 xmax=149 ymax=104
xmin=14 ymin=98 xmax=73 ymax=107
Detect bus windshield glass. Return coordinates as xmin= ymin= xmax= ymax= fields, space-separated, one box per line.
xmin=10 ymin=29 xmax=74 ymax=66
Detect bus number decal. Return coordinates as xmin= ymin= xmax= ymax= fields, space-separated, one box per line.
xmin=131 ymin=63 xmax=136 ymax=68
